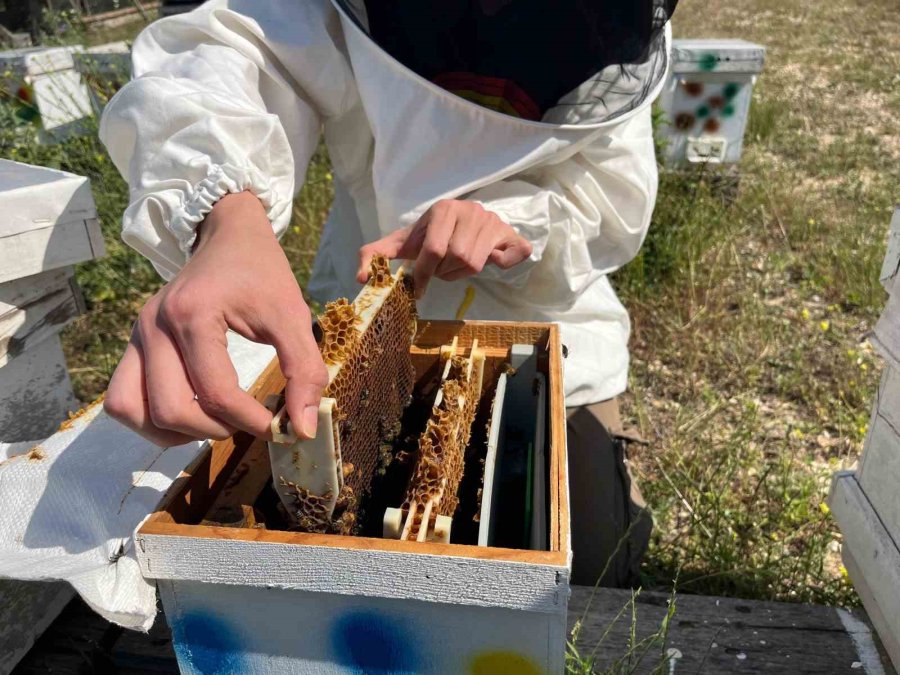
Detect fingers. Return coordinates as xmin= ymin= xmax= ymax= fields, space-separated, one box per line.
xmin=412 ymin=204 xmax=456 ymax=298
xmin=489 ymin=234 xmax=533 ymax=269
xmin=161 ymin=292 xmax=274 ymax=438
xmin=104 ymin=334 xmax=201 ymax=448
xmin=356 ymin=228 xmax=410 ymax=283
xmin=268 ymin=309 xmax=329 ymax=440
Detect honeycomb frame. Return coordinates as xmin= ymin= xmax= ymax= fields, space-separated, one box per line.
xmin=383 ymin=337 xmax=486 ymax=543
xmin=268 ymin=256 xmax=416 ymax=533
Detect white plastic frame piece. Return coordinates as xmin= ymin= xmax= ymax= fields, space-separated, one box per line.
xmin=477 ymin=372 xmax=507 ymax=546
xmin=268 ymin=398 xmax=343 ymax=519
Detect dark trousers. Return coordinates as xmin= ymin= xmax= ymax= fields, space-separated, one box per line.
xmin=566 ymin=399 xmax=653 ymax=588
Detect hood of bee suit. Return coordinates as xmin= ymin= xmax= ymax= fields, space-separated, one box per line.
xmin=336 ymin=0 xmax=677 ymax=126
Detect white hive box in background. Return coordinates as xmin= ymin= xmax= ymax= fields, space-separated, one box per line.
xmin=74 ymin=41 xmax=132 ymax=112
xmin=0 ymin=160 xmax=104 ymax=671
xmin=0 ymin=45 xmax=92 ymax=134
xmin=829 ymin=206 xmax=900 ymax=671
xmin=0 ymin=159 xmax=104 ymax=284
xmin=657 ymin=39 xmax=766 ymax=165
xmin=73 ymin=41 xmax=132 ymax=76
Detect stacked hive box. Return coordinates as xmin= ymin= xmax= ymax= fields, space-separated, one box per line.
xmin=0 ymin=46 xmax=93 ymax=136
xmin=829 ymin=206 xmax=900 ymax=670
xmin=0 ymin=160 xmax=104 ymax=671
xmin=657 ymin=39 xmax=766 ymax=165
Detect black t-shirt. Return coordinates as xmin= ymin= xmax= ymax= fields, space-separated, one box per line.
xmin=360 ymin=0 xmax=676 ymax=120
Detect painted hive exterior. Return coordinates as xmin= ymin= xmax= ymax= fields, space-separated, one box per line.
xmin=657 ymin=39 xmax=766 ymax=165
xmin=829 ymin=206 xmax=900 ymax=670
xmin=0 ymin=161 xmax=102 ymax=671
xmin=137 ymin=321 xmax=570 ymax=675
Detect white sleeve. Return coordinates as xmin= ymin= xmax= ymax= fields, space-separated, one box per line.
xmin=99 ymin=0 xmax=356 ymax=279
xmin=467 ymin=108 xmax=658 ymax=309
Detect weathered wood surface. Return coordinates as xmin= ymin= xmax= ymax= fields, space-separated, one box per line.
xmin=881 ymin=207 xmax=900 ymax=292
xmin=0 ymin=267 xmax=85 ymax=366
xmin=830 ymin=472 xmax=900 ymax=671
xmin=855 ymin=410 xmax=900 ymax=547
xmin=0 ymin=580 xmax=73 ymax=675
xmin=0 ymin=336 xmax=77 ymax=443
xmin=14 ymin=587 xmax=894 ymax=674
xmin=568 ymin=586 xmax=894 ymax=674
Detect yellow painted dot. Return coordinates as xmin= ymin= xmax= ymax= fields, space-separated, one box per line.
xmin=470 ymin=652 xmax=543 ymax=675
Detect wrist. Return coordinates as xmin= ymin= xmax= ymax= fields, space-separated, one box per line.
xmin=195 ymin=191 xmax=272 ymax=250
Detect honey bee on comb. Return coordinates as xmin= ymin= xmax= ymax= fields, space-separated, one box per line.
xmin=267 ymin=255 xmax=417 ymax=533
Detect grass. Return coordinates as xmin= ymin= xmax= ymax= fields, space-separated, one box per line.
xmin=3 ymin=0 xmax=897 ymax=670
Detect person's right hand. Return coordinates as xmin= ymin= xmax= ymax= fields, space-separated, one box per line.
xmin=104 ymin=191 xmax=328 ymax=447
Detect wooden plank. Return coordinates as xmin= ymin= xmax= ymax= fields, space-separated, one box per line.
xmin=874 ymin=292 xmax=900 ymax=371
xmin=0 ymin=336 xmax=77 ymax=442
xmin=855 ymin=412 xmax=900 ymax=547
xmin=200 ymin=439 xmax=270 ymax=526
xmin=0 ymin=217 xmax=105 ymax=284
xmin=881 ymin=206 xmax=900 ymax=292
xmin=844 ymin=547 xmax=900 ymax=672
xmin=0 ymin=267 xmax=85 ymax=366
xmin=0 ymin=580 xmax=73 ymax=673
xmin=830 ymin=471 xmax=900 ymax=670
xmin=148 ymin=357 xmax=286 ymax=526
xmin=137 ymin=525 xmax=567 ymax=613
xmin=567 ymin=586 xmax=891 ymax=674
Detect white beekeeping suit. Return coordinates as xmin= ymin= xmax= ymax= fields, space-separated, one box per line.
xmin=100 ymin=0 xmax=670 ymax=407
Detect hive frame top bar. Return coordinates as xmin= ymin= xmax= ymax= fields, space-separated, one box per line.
xmin=138 ymin=320 xmax=569 ymax=569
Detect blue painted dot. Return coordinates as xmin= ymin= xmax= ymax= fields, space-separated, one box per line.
xmin=331 ymin=609 xmax=422 ymax=674
xmin=171 ymin=612 xmax=246 ymax=675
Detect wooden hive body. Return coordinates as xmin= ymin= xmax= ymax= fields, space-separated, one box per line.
xmin=137 ymin=320 xmax=570 ymax=674
xmin=829 ymin=206 xmax=900 ymax=670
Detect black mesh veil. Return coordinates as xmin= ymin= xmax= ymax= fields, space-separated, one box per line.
xmin=337 ymin=0 xmax=679 ymax=124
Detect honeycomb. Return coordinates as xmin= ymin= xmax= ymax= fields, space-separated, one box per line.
xmin=275 ymin=256 xmax=417 ymax=533
xmin=318 ymin=298 xmax=361 ymax=366
xmin=368 ymin=254 xmax=393 ymax=288
xmin=399 ymin=346 xmax=484 ymax=541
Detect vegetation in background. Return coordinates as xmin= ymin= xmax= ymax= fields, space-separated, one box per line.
xmin=2 ymin=0 xmax=896 ymax=652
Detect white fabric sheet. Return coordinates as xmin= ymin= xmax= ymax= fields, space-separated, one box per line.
xmin=0 ymin=334 xmax=275 ymax=630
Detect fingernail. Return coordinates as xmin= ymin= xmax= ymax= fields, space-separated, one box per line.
xmin=302 ymin=404 xmax=318 ymax=438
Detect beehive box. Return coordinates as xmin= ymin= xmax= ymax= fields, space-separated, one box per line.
xmin=657 ymin=39 xmax=766 ymax=165
xmin=829 ymin=206 xmax=900 ymax=670
xmin=0 ymin=46 xmax=92 ymax=134
xmin=0 ymin=161 xmax=102 ymax=671
xmin=136 ymin=319 xmax=570 ymax=675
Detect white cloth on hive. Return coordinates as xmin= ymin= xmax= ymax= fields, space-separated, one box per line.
xmin=0 ymin=333 xmax=275 ymax=630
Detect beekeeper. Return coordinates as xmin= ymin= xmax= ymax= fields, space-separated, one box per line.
xmin=100 ymin=0 xmax=676 ymax=587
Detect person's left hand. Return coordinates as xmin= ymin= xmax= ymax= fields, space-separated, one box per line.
xmin=357 ymin=199 xmax=532 ymax=298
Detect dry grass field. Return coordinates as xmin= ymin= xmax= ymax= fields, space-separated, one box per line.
xmin=619 ymin=0 xmax=899 ymax=605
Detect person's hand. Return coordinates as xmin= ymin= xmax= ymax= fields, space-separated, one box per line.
xmin=104 ymin=191 xmax=328 ymax=447
xmin=357 ymin=199 xmax=532 ymax=298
